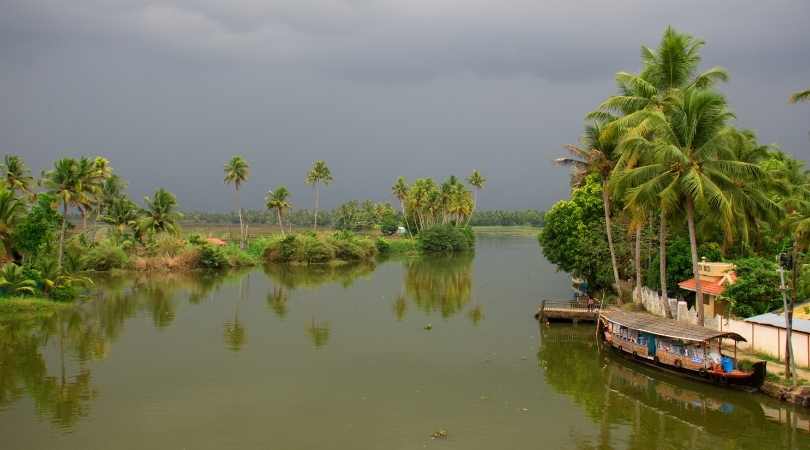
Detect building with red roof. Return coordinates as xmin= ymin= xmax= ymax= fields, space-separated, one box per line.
xmin=678 ymin=259 xmax=737 ymax=317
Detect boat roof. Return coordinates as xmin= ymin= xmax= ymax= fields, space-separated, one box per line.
xmin=600 ymin=310 xmax=747 ymax=343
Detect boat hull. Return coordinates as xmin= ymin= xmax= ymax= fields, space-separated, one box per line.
xmin=602 ymin=339 xmax=767 ymax=391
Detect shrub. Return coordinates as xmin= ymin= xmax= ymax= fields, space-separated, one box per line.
xmin=299 ymin=235 xmax=336 ymax=264
xmin=375 ymin=238 xmax=391 ymax=253
xmin=328 ymin=233 xmax=376 ymax=261
xmin=149 ymin=234 xmax=187 ymax=257
xmin=197 ymin=244 xmax=228 ymax=269
xmin=418 ymin=225 xmax=474 ymax=253
xmin=221 ymin=245 xmax=258 ymax=267
xmin=81 ymin=240 xmax=130 ymax=271
xmin=380 ymin=215 xmax=399 ymax=236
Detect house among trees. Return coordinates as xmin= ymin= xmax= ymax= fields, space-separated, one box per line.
xmin=678 ymin=259 xmax=737 ymax=318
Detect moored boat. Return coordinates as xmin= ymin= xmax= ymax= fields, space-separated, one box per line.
xmin=598 ymin=310 xmax=767 ymax=390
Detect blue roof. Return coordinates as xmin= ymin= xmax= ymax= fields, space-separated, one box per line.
xmin=744 ymin=313 xmax=810 ymax=334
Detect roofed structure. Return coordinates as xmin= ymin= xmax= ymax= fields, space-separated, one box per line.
xmin=600 ymin=310 xmax=747 ymax=343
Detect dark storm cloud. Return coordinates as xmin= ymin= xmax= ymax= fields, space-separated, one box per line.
xmin=2 ymin=0 xmax=809 ymax=211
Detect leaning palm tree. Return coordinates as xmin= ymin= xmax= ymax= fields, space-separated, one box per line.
xmin=391 ymin=177 xmax=413 ymax=236
xmin=42 ymin=158 xmax=83 ymax=270
xmin=789 ymin=89 xmax=810 ymax=104
xmin=139 ymin=188 xmax=182 ymax=236
xmin=612 ymin=88 xmax=765 ymax=325
xmin=1 ymin=155 xmax=34 ymax=196
xmin=556 ymin=122 xmax=622 ymax=292
xmin=305 ymin=160 xmax=333 ymax=231
xmin=265 ymin=186 xmax=292 ymax=237
xmin=224 ymin=156 xmax=250 ymax=248
xmin=0 ymin=187 xmax=23 ymax=261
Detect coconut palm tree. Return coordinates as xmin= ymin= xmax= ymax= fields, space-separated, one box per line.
xmin=1 ymin=155 xmax=34 ymax=196
xmin=224 ymin=156 xmax=250 ymax=248
xmin=612 ymin=87 xmax=766 ymax=325
xmin=392 ymin=176 xmax=413 ymax=236
xmin=42 ymin=158 xmax=83 ymax=270
xmin=790 ymin=89 xmax=810 ymax=104
xmin=139 ymin=188 xmax=182 ymax=236
xmin=266 ymin=186 xmax=292 ymax=237
xmin=466 ymin=170 xmax=486 ymax=215
xmin=305 ymin=160 xmax=332 ymax=231
xmin=0 ymin=187 xmax=23 ymax=261
xmin=599 ymin=27 xmax=730 ymax=305
xmin=100 ymin=197 xmax=139 ymax=238
xmin=556 ymin=122 xmax=622 ymax=292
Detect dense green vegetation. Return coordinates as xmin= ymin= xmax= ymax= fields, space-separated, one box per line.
xmin=0 ymin=151 xmax=485 ymax=309
xmin=539 ymin=27 xmax=810 ymax=327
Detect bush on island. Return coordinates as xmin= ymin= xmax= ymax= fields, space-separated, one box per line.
xmin=417 ymin=225 xmax=474 ymax=253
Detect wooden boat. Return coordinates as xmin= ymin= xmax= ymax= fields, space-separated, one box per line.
xmin=598 ymin=310 xmax=767 ymax=390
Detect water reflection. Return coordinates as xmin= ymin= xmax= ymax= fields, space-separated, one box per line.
xmin=538 ymin=324 xmax=810 ymax=449
xmin=306 ymin=318 xmax=331 ymax=349
xmin=267 ymin=287 xmax=290 ymax=319
xmin=263 ymin=262 xmax=376 ymax=290
xmin=402 ymin=253 xmax=474 ymax=319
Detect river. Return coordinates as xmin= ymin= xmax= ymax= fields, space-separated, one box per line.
xmin=1 ymin=234 xmax=808 ymax=449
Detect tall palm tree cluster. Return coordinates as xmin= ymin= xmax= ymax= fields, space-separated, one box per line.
xmin=0 ymin=155 xmax=182 ymax=271
xmin=391 ymin=171 xmax=486 ymax=233
xmin=551 ymin=27 xmax=810 ymax=326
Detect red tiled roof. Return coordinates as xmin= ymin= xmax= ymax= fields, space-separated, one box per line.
xmin=205 ymin=237 xmax=227 ymax=246
xmin=678 ymin=272 xmax=736 ymax=296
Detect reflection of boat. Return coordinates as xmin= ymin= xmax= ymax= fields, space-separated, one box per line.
xmin=599 ymin=310 xmax=766 ymax=390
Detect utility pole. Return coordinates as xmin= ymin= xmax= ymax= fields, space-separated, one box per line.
xmin=777 ymin=252 xmax=797 ymax=385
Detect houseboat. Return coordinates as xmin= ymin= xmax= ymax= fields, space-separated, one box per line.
xmin=598 ymin=310 xmax=767 ymax=390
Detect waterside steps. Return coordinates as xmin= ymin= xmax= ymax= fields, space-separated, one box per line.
xmin=534 ymin=299 xmax=599 ymax=323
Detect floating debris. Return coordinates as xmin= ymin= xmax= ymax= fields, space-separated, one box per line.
xmin=424 ymin=324 xmax=433 ymax=330
xmin=430 ymin=429 xmax=448 ymax=440
xmin=521 ymin=408 xmax=529 ymax=412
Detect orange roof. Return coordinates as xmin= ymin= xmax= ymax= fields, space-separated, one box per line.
xmin=678 ymin=272 xmax=736 ymax=296
xmin=205 ymin=237 xmax=227 ymax=246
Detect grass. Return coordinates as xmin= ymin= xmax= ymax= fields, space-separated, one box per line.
xmin=472 ymin=226 xmax=541 ymax=236
xmin=0 ymin=297 xmax=73 ymax=322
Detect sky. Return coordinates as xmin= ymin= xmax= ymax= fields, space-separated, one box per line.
xmin=2 ymin=0 xmax=809 ymax=212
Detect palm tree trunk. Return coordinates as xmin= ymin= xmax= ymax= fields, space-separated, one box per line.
xmin=401 ymin=200 xmax=413 ymax=238
xmin=659 ymin=210 xmax=671 ymax=318
xmin=685 ymin=197 xmax=704 ymax=326
xmin=277 ymin=209 xmax=285 ymax=237
xmin=313 ymin=184 xmax=319 ymax=231
xmin=81 ymin=208 xmax=87 ymax=230
xmin=601 ymin=183 xmax=621 ymax=293
xmin=236 ymin=188 xmax=245 ymax=249
xmin=58 ymin=202 xmax=68 ymax=271
xmin=634 ymin=224 xmax=642 ymax=303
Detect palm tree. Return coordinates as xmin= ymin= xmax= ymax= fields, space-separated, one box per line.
xmin=224 ymin=156 xmax=250 ymax=248
xmin=42 ymin=158 xmax=83 ymax=270
xmin=1 ymin=155 xmax=34 ymax=195
xmin=599 ymin=27 xmax=729 ymax=305
xmin=789 ymin=89 xmax=810 ymax=103
xmin=305 ymin=160 xmax=332 ymax=231
xmin=466 ymin=170 xmax=486 ymax=216
xmin=0 ymin=187 xmax=23 ymax=261
xmin=139 ymin=188 xmax=182 ymax=236
xmin=266 ymin=186 xmax=292 ymax=237
xmin=0 ymin=263 xmax=36 ymax=296
xmin=392 ymin=177 xmax=413 ymax=236
xmin=100 ymin=197 xmax=139 ymax=238
xmin=556 ymin=122 xmax=622 ymax=292
xmin=612 ymin=88 xmax=766 ymax=325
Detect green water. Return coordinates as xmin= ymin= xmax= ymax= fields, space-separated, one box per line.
xmin=1 ymin=235 xmax=808 ymax=449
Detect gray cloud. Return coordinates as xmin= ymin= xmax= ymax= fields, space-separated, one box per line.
xmin=2 ymin=0 xmax=809 ymax=211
